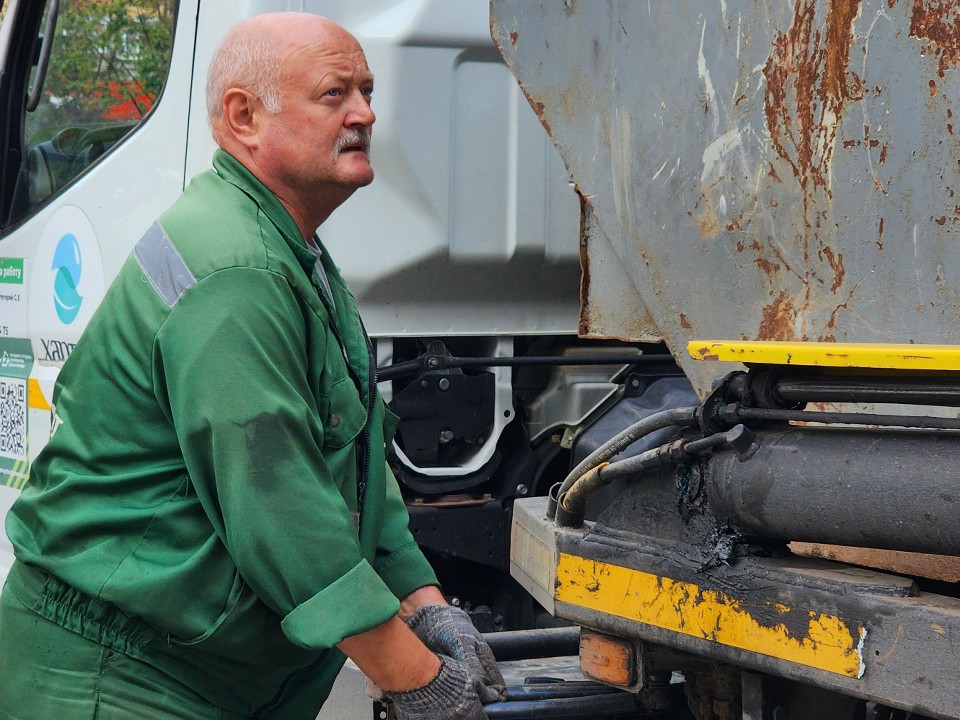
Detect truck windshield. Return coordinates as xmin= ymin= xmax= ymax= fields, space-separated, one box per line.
xmin=2 ymin=0 xmax=177 ymax=228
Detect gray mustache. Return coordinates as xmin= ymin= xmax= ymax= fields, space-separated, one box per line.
xmin=335 ymin=129 xmax=371 ymax=157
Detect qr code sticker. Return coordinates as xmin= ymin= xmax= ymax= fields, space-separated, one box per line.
xmin=0 ymin=377 xmax=27 ymax=461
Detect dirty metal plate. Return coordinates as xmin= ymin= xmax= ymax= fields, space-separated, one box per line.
xmin=510 ymin=497 xmax=560 ymax=614
xmin=492 ymin=0 xmax=960 ymax=397
xmin=554 ymin=553 xmax=867 ymax=679
xmin=791 ymin=542 xmax=960 ymax=583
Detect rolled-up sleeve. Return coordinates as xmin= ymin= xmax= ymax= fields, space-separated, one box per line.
xmin=282 ymin=558 xmax=400 ymax=648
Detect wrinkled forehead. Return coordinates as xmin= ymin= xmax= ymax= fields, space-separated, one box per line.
xmin=287 ymin=38 xmax=373 ymax=83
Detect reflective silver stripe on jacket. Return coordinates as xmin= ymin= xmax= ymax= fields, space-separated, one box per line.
xmin=134 ymin=221 xmax=196 ymax=307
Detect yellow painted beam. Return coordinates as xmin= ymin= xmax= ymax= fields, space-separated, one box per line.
xmin=688 ymin=340 xmax=960 ymax=371
xmin=555 ymin=553 xmax=865 ymax=678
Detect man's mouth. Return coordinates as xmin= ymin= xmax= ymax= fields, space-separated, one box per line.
xmin=335 ymin=130 xmax=371 ymax=158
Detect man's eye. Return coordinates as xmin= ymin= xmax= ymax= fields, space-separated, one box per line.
xmin=361 ymin=87 xmax=373 ymax=97
xmin=325 ymin=88 xmax=342 ymax=97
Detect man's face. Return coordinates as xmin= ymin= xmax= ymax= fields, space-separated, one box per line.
xmin=258 ymin=31 xmax=376 ymax=195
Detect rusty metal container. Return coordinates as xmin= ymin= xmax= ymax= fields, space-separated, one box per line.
xmin=491 ymin=0 xmax=960 ymax=398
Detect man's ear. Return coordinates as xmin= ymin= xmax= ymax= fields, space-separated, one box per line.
xmin=222 ymin=88 xmax=262 ymax=150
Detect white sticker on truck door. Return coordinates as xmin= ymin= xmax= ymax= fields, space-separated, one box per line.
xmin=28 ymin=206 xmax=105 ymax=366
xmin=0 ymin=258 xmax=27 ymax=339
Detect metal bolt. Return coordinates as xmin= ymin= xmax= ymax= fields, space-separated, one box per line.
xmin=630 ymin=378 xmax=641 ymax=388
xmin=427 ymin=357 xmax=441 ymax=369
xmin=516 ymin=484 xmax=529 ymax=496
xmin=439 ymin=430 xmax=455 ymax=444
xmin=451 ymin=597 xmax=461 ymax=607
xmin=438 ymin=378 xmax=451 ymax=391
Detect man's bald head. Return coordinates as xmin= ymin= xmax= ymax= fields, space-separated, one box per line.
xmin=206 ymin=13 xmax=361 ymax=141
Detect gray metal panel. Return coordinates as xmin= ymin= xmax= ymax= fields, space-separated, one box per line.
xmin=492 ymin=0 xmax=960 ymax=395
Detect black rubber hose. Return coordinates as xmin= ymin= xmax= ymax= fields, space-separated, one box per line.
xmin=555 ymin=407 xmax=698 ymax=510
xmin=483 ymin=627 xmax=581 ymax=661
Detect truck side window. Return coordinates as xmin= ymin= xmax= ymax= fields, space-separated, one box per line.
xmin=2 ymin=0 xmax=176 ymax=228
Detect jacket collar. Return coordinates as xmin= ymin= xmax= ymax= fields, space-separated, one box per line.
xmin=212 ymin=149 xmax=317 ymax=276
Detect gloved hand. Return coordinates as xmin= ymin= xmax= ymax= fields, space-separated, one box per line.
xmin=384 ymin=655 xmax=489 ymax=720
xmin=404 ymin=605 xmax=506 ymax=703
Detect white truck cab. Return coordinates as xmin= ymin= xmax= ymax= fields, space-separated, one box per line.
xmin=0 ymin=0 xmax=592 ymax=592
xmin=0 ymin=3 xmax=678 ymax=645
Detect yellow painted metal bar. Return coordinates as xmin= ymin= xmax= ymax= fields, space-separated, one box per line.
xmin=555 ymin=553 xmax=865 ymax=678
xmin=688 ymin=340 xmax=960 ymax=371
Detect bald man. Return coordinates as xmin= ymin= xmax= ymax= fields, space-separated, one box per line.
xmin=0 ymin=13 xmax=502 ymax=720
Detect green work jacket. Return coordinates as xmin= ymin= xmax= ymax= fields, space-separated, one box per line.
xmin=5 ymin=150 xmax=437 ymax=718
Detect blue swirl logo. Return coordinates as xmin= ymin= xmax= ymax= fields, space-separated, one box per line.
xmin=52 ymin=233 xmax=83 ymax=324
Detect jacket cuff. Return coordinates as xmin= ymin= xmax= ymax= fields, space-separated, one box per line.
xmin=281 ymin=559 xmax=400 ymax=649
xmin=373 ymin=541 xmax=440 ymax=601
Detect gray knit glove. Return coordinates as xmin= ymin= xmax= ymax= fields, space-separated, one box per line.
xmin=385 ymin=655 xmax=489 ymax=720
xmin=404 ymin=605 xmax=506 ymax=703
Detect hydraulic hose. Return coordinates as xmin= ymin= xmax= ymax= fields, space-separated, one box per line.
xmin=553 ymin=406 xmax=698 ymax=515
xmin=557 ymin=425 xmax=754 ymax=528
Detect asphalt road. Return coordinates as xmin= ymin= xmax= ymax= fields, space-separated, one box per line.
xmin=316 ymin=660 xmax=369 ymax=720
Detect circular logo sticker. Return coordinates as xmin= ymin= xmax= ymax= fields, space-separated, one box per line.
xmin=29 ymin=206 xmax=105 ymax=365
xmin=52 ymin=233 xmax=84 ymax=325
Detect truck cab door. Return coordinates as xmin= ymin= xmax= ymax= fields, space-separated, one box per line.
xmin=0 ymin=0 xmax=195 ymax=586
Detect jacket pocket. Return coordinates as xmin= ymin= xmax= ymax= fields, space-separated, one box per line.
xmin=171 ymin=569 xmax=246 ymax=646
xmin=319 ymin=375 xmax=366 ymax=449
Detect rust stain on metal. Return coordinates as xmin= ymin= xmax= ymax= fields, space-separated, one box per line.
xmin=577 ymin=190 xmax=593 ymax=338
xmin=910 ymin=0 xmax=960 ymax=77
xmin=758 ymin=291 xmax=800 ymax=340
xmin=533 ymin=100 xmax=553 ymax=137
xmin=793 ymin=542 xmax=960 ymax=582
xmin=822 ymin=300 xmax=847 ymax=337
xmin=819 ymin=246 xmax=845 ymax=291
xmin=842 ymin=127 xmax=882 ymax=151
xmin=697 ymin=210 xmax=719 ymax=238
xmin=755 ymin=257 xmax=781 ymax=275
xmin=763 ymin=0 xmax=864 ymax=206
xmin=694 ymin=346 xmax=720 ymax=361
xmin=680 ymin=314 xmax=693 ymax=330
xmin=509 ymin=30 xmax=519 ymax=46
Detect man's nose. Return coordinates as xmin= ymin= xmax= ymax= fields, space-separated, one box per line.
xmin=346 ymin=91 xmax=376 ymax=127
